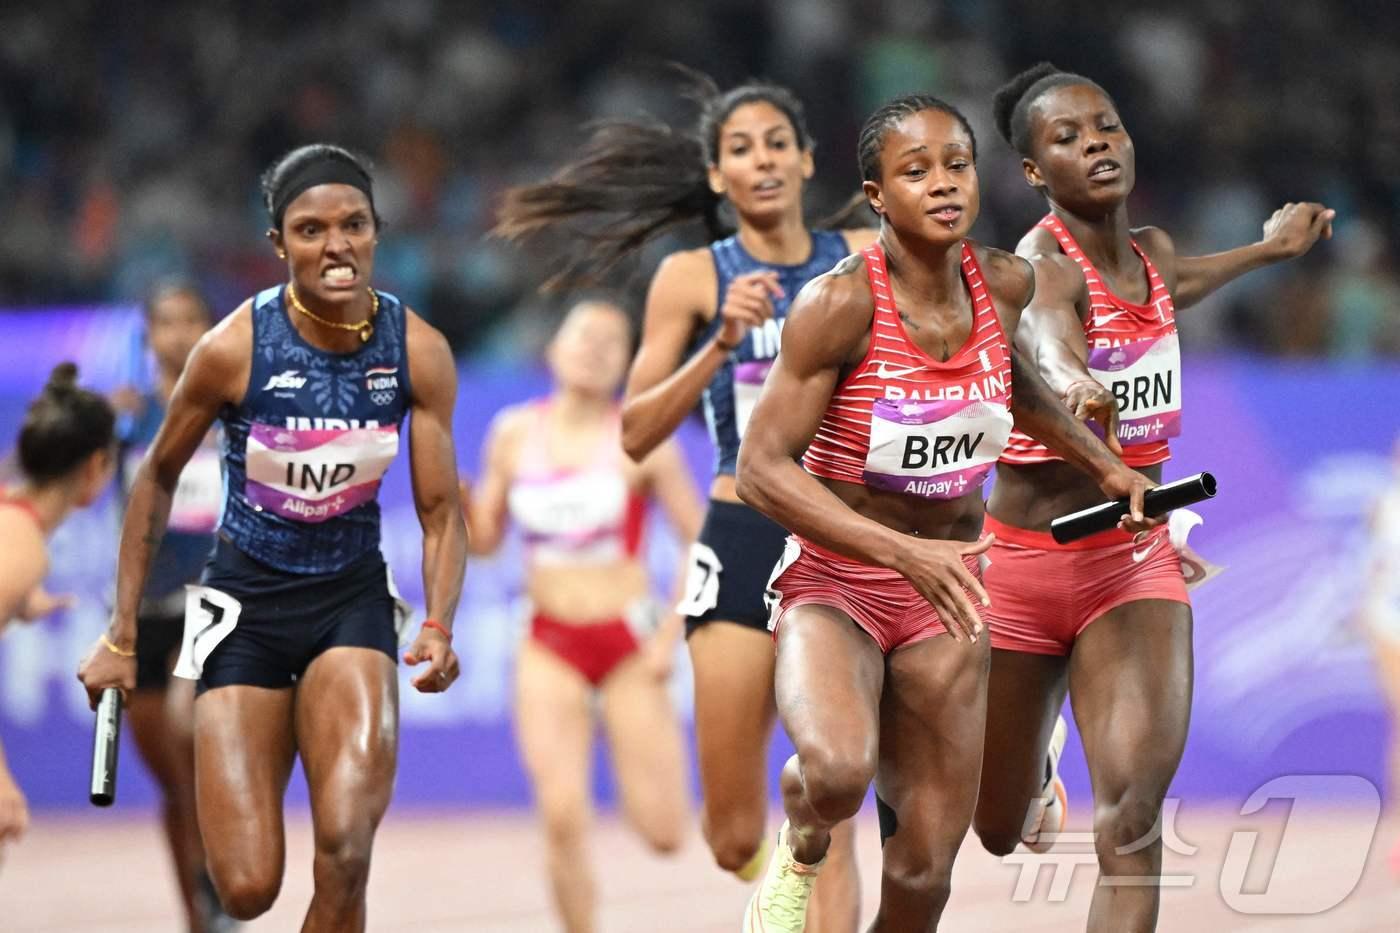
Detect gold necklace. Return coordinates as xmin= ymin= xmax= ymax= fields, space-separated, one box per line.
xmin=287 ymin=283 xmax=379 ymax=343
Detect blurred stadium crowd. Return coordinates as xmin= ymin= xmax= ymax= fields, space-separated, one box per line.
xmin=0 ymin=0 xmax=1395 ymax=359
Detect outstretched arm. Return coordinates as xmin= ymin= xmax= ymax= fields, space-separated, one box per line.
xmin=1166 ymin=202 xmax=1334 ymax=309
xmin=461 ymin=407 xmax=521 ymax=556
xmin=1013 ymin=252 xmax=1122 ymax=451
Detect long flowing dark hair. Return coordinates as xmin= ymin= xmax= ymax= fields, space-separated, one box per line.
xmin=494 ymin=68 xmax=820 ymax=287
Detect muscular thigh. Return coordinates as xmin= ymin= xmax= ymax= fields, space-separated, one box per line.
xmin=294 ymin=647 xmax=400 ymax=831
xmin=976 ymin=649 xmax=1068 ymax=829
xmin=774 ymin=604 xmax=884 ymax=761
xmin=194 ymin=685 xmax=298 ymax=876
xmin=1070 ymin=600 xmax=1193 ymax=798
xmin=877 ymin=634 xmax=990 ymax=848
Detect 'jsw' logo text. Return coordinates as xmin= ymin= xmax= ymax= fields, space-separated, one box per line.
xmin=262 ymin=370 xmax=308 ymax=391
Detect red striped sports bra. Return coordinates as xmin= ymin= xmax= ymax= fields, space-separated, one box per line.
xmin=803 ymin=242 xmax=1014 ymax=500
xmin=1001 ymin=213 xmax=1179 ymax=468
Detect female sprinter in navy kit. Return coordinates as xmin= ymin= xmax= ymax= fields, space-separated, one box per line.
xmin=735 ymin=95 xmax=1152 ymax=932
xmin=496 ymin=75 xmax=871 ymax=930
xmin=973 ymin=63 xmax=1333 ymax=933
xmin=78 ymin=144 xmax=468 ymax=933
xmin=111 ymin=282 xmax=233 ymax=931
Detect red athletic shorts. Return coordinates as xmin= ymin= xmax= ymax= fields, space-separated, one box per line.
xmin=982 ymin=516 xmax=1189 ymax=656
xmin=530 ymin=612 xmax=640 ymax=686
xmin=765 ymin=536 xmax=981 ymax=653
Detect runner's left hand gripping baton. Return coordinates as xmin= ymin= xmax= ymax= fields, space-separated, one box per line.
xmin=1050 ymin=472 xmax=1217 ymax=544
xmin=89 ymin=687 xmax=122 ymax=807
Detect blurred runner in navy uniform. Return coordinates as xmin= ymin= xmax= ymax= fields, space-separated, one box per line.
xmin=111 ymin=282 xmax=235 ymax=931
xmin=497 ymin=73 xmax=872 ymax=930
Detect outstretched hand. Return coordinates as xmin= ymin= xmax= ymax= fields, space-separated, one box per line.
xmin=1262 ymin=202 xmax=1334 ymax=260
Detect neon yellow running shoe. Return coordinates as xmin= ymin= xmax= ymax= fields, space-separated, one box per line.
xmin=742 ymin=821 xmax=824 ymax=933
xmin=735 ymin=833 xmax=773 ymax=883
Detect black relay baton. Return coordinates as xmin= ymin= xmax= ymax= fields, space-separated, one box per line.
xmin=1049 ymin=472 xmax=1217 ymax=545
xmin=89 ymin=687 xmax=123 ymax=807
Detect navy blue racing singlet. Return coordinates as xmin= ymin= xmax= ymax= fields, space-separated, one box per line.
xmin=694 ymin=230 xmax=850 ymax=476
xmin=218 ymin=286 xmax=412 ymax=574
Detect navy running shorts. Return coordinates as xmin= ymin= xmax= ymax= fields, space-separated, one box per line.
xmin=680 ymin=499 xmax=790 ymax=638
xmin=179 ymin=537 xmax=405 ymax=694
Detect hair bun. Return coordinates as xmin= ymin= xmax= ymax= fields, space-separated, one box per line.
xmin=992 ymin=62 xmax=1063 ymax=147
xmin=45 ymin=361 xmax=80 ymax=393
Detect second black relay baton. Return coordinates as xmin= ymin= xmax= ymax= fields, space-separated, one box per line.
xmin=1049 ymin=472 xmax=1217 ymax=544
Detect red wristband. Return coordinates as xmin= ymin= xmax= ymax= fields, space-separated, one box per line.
xmin=421 ymin=619 xmax=452 ymax=641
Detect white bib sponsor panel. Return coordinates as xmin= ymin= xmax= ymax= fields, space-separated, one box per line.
xmin=508 ymin=468 xmax=630 ymax=564
xmin=732 ymin=360 xmax=773 ymax=441
xmin=862 ymin=398 xmax=1013 ymax=500
xmin=244 ymin=423 xmax=399 ymax=523
xmin=1088 ymin=333 xmax=1182 ymax=445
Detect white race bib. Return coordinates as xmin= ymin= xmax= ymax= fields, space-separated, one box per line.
xmin=1088 ymin=333 xmax=1182 ymax=445
xmin=862 ymin=397 xmax=1012 ymax=500
xmin=244 ymin=423 xmax=399 ymax=523
xmin=507 ymin=468 xmax=629 ymax=564
xmin=733 ymin=360 xmax=773 ymax=440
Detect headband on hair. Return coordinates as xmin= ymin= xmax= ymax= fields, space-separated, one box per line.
xmin=270 ymin=157 xmax=375 ymax=229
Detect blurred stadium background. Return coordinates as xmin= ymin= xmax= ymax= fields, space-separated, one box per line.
xmin=1 ymin=1 xmax=1398 ymax=930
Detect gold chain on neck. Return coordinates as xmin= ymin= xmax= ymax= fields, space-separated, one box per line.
xmin=286 ymin=283 xmax=379 ymax=343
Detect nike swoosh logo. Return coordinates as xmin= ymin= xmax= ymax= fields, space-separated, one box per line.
xmin=1131 ymin=538 xmax=1161 ymax=563
xmin=1092 ymin=311 xmax=1127 ymax=327
xmin=876 ymin=361 xmax=923 ymax=380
